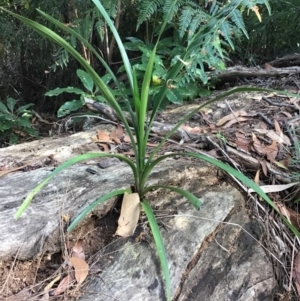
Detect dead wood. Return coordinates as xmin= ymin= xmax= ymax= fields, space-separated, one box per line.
xmin=208 ymin=65 xmax=300 ymax=82
xmin=268 ymin=53 xmax=300 ymax=68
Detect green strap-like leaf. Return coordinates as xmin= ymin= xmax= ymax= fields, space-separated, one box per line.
xmin=145 ymin=152 xmax=300 ymax=238
xmin=3 ymin=7 xmax=139 ymax=162
xmin=36 ymin=9 xmax=128 ymax=101
xmin=15 ymin=153 xmax=137 ymax=219
xmin=68 ymin=188 xmax=131 ymax=232
xmin=141 ymin=200 xmax=171 ymax=301
xmin=92 ymin=0 xmax=133 ymax=90
xmin=143 ymin=185 xmax=202 ymax=209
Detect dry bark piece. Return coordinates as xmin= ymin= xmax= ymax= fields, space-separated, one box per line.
xmin=115 ymin=192 xmax=140 ymax=237
xmin=248 ymin=182 xmax=299 ymax=194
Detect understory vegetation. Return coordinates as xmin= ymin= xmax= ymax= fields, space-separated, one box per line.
xmin=1 ymin=0 xmax=300 ymax=300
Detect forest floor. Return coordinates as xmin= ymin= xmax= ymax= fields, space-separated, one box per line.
xmin=1 ymin=76 xmax=300 ymax=300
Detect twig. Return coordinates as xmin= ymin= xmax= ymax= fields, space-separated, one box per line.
xmin=262 ymin=96 xmax=296 ymax=109
xmin=225 ymin=99 xmax=241 ymax=125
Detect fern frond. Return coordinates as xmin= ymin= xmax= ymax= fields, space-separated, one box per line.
xmin=179 ymin=6 xmax=195 ymax=37
xmin=220 ymin=20 xmax=234 ymax=50
xmin=210 ymin=1 xmax=219 ymax=15
xmin=189 ymin=9 xmax=210 ymax=36
xmin=102 ymin=0 xmax=119 ymax=19
xmin=162 ymin=0 xmax=182 ymax=21
xmin=137 ymin=0 xmax=164 ymax=29
xmin=229 ymin=9 xmax=248 ymax=38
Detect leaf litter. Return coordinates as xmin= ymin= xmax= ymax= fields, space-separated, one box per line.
xmin=3 ymin=89 xmax=300 ymax=299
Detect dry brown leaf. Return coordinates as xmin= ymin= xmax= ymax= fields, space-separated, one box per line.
xmin=123 ymin=135 xmax=137 ymax=143
xmin=274 ymin=120 xmax=281 ymax=134
xmin=70 ymin=257 xmax=89 ymax=285
xmin=266 ymin=140 xmax=278 ymax=162
xmin=258 ymin=160 xmax=268 ymax=176
xmin=124 ymin=135 xmax=131 ymax=143
xmin=53 ymin=274 xmax=75 ymax=295
xmin=180 ymin=124 xmax=203 ymax=134
xmin=254 ymin=129 xmax=291 ymax=146
xmin=251 ymin=95 xmax=262 ymax=101
xmin=274 ymin=161 xmax=288 ymax=170
xmin=109 ymin=123 xmax=124 ymax=144
xmin=248 ymin=182 xmax=299 ymax=194
xmin=72 ymin=239 xmax=85 ymax=260
xmin=0 ymin=162 xmax=32 ymax=177
xmin=235 ymin=132 xmax=250 ymax=152
xmin=280 ymin=111 xmax=292 ymax=118
xmin=265 ymin=93 xmax=276 ymax=98
xmin=111 ymin=136 xmax=121 ymax=144
xmin=216 ymin=110 xmax=247 ymax=126
xmin=115 ymin=192 xmax=140 ymax=237
xmin=263 ymin=63 xmax=274 ymax=69
xmin=97 ymin=130 xmax=111 ymax=142
xmin=251 ymin=133 xmax=266 ymax=155
xmin=254 ymin=121 xmax=268 ymax=130
xmin=116 ymin=122 xmax=124 ymax=138
xmin=251 ymin=5 xmax=262 ymax=22
xmin=97 ymin=143 xmax=110 ymax=152
xmin=147 ymin=142 xmax=159 ymax=147
xmin=275 ymin=203 xmax=300 ymax=230
xmin=222 ymin=117 xmax=248 ymax=129
xmin=279 ymin=154 xmax=291 ymax=168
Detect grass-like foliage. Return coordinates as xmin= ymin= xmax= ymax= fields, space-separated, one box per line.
xmin=3 ymin=1 xmax=300 ymax=299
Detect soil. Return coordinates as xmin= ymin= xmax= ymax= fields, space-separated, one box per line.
xmin=0 ymin=208 xmax=120 ymax=300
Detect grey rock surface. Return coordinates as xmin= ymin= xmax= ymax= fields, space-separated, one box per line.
xmin=79 ymin=188 xmax=276 ymax=301
xmin=0 ymin=127 xmax=277 ymax=300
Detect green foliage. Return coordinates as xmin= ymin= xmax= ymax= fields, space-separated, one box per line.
xmin=233 ymin=0 xmax=300 ymax=64
xmin=124 ymin=0 xmax=271 ymax=105
xmin=124 ymin=37 xmax=210 ymax=105
xmin=0 ymin=97 xmax=38 ymax=145
xmin=45 ymin=69 xmax=111 ymax=117
xmin=6 ymin=1 xmax=298 ymax=300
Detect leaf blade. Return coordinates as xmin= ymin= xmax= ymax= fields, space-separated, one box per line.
xmin=15 ymin=153 xmax=137 ymax=219
xmin=141 ymin=200 xmax=171 ymax=301
xmin=68 ymin=188 xmax=131 ymax=232
xmin=143 ymin=185 xmax=202 ymax=209
xmin=77 ymin=69 xmax=94 ymax=93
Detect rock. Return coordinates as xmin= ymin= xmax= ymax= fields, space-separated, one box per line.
xmin=0 ymin=126 xmax=277 ymax=300
xmin=78 ymin=187 xmax=276 ymax=301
